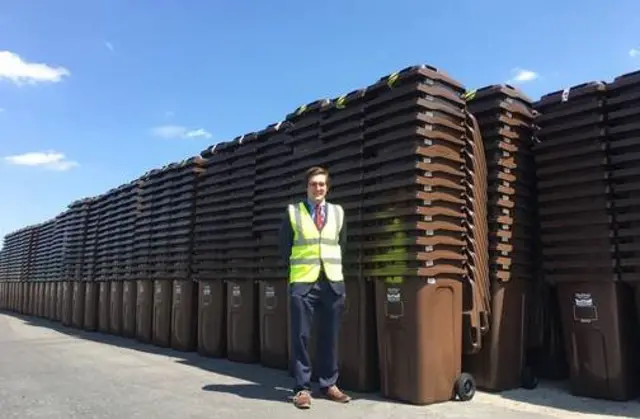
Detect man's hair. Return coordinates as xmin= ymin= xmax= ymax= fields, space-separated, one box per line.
xmin=305 ymin=166 xmax=330 ymax=186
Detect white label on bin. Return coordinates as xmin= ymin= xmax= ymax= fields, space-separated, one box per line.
xmin=175 ymin=284 xmax=181 ymax=294
xmin=505 ymin=168 xmax=512 ymax=174
xmin=424 ymin=185 xmax=432 ymax=192
xmin=155 ymin=284 xmax=161 ymax=294
xmin=232 ymin=285 xmax=241 ymax=297
xmin=386 ymin=288 xmax=401 ymax=303
xmin=424 ymin=139 xmax=433 ymax=146
xmin=503 ymin=151 xmax=510 ymax=157
xmin=425 ymin=260 xmax=434 ymax=267
xmin=425 ymin=245 xmax=433 ymax=252
xmin=203 ymin=285 xmax=211 ymax=296
xmin=426 ymin=230 xmax=434 ymax=236
xmin=427 ymin=277 xmax=436 ymax=285
xmin=424 ymin=215 xmax=432 ymax=221
xmin=574 ymin=293 xmax=593 ymax=307
xmin=265 ymin=286 xmax=275 ymax=298
xmin=506 ymin=111 xmax=513 ymax=119
xmin=424 ymin=157 xmax=432 ymax=164
xmin=425 ymin=171 xmax=433 ymax=178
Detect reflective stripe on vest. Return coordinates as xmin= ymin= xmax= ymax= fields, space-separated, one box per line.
xmin=287 ymin=201 xmax=344 ymax=283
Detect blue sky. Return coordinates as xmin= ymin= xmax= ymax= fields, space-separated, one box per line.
xmin=1 ymin=0 xmax=639 ymax=245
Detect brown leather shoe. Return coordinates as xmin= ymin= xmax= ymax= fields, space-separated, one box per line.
xmin=292 ymin=390 xmax=312 ymax=409
xmin=322 ymin=385 xmax=351 ymax=403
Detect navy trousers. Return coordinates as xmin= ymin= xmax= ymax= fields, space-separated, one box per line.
xmin=289 ymin=272 xmax=346 ymax=392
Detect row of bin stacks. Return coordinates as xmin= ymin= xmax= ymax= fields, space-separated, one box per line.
xmin=132 ymin=158 xmax=205 ymax=351
xmin=463 ymin=85 xmax=540 ymax=392
xmin=358 ymin=65 xmax=478 ymax=405
xmin=533 ymin=80 xmax=639 ymax=401
xmin=32 ymin=219 xmax=58 ymax=319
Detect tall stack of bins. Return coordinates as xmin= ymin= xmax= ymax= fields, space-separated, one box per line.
xmin=49 ymin=216 xmax=64 ymax=322
xmin=363 ymin=65 xmax=475 ymax=405
xmin=134 ymin=158 xmax=205 ymax=349
xmin=35 ymin=220 xmax=56 ymax=319
xmin=464 ymin=84 xmax=539 ymax=391
xmin=87 ymin=195 xmax=106 ymax=332
xmin=59 ymin=199 xmax=91 ymax=327
xmin=196 ymin=135 xmax=259 ymax=362
xmin=76 ymin=196 xmax=100 ymax=331
xmin=0 ymin=248 xmax=6 ymax=309
xmin=115 ymin=181 xmax=142 ymax=338
xmin=21 ymin=226 xmax=37 ymax=316
xmin=54 ymin=211 xmax=70 ymax=322
xmin=316 ymin=91 xmax=379 ymax=392
xmin=2 ymin=230 xmax=22 ymax=312
xmin=604 ymin=71 xmax=640 ymax=397
xmin=533 ymin=81 xmax=639 ymax=401
xmin=251 ymin=121 xmax=297 ymax=369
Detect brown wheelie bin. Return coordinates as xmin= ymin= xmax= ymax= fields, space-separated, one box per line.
xmin=84 ymin=281 xmax=99 ymax=331
xmin=55 ymin=280 xmax=64 ymax=321
xmin=136 ymin=279 xmax=154 ymax=343
xmin=258 ymin=278 xmax=289 ymax=369
xmin=226 ymin=278 xmax=259 ymax=363
xmin=98 ymin=280 xmax=111 ymax=333
xmin=152 ymin=279 xmax=173 ymax=347
xmin=72 ymin=281 xmax=86 ymax=329
xmin=171 ymin=279 xmax=198 ymax=351
xmin=110 ymin=280 xmax=123 ymax=335
xmin=197 ymin=279 xmax=226 ymax=357
xmin=556 ymin=280 xmax=639 ymax=400
xmin=122 ymin=280 xmax=137 ymax=338
xmin=62 ymin=281 xmax=73 ymax=326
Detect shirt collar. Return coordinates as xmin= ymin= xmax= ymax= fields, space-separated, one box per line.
xmin=307 ymin=198 xmax=325 ymax=209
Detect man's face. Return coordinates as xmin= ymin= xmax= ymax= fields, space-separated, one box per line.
xmin=307 ymin=174 xmax=328 ymax=203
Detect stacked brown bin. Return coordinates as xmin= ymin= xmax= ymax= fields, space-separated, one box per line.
xmin=59 ymin=199 xmax=91 ymax=327
xmin=134 ymin=158 xmax=205 ymax=349
xmin=604 ymin=70 xmax=640 ymax=396
xmin=606 ymin=71 xmax=640 ymax=293
xmin=195 ymin=134 xmax=260 ymax=362
xmin=534 ymin=81 xmax=639 ymax=401
xmin=464 ymin=84 xmax=539 ymax=391
xmin=48 ymin=216 xmax=64 ymax=322
xmin=250 ymin=121 xmax=297 ymax=369
xmin=316 ymin=90 xmax=379 ymax=392
xmin=87 ymin=194 xmax=107 ymax=332
xmin=34 ymin=220 xmax=57 ymax=319
xmin=77 ymin=196 xmax=100 ymax=331
xmin=361 ymin=65 xmax=475 ymax=405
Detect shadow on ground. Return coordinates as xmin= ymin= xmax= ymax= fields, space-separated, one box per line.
xmin=0 ymin=311 xmax=392 ymax=405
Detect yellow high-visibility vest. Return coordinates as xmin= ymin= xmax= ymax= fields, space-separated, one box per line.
xmin=287 ymin=201 xmax=344 ymax=283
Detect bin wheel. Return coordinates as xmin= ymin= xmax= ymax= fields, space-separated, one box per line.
xmin=455 ymin=373 xmax=476 ymax=401
xmin=521 ymin=366 xmax=538 ymax=390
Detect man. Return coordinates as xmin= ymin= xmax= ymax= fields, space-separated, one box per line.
xmin=279 ymin=166 xmax=351 ymax=409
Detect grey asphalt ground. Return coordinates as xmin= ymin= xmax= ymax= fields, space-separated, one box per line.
xmin=1 ymin=312 xmax=640 ymax=419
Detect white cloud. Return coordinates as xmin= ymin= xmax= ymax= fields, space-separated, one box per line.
xmin=151 ymin=124 xmax=212 ymax=139
xmin=507 ymin=68 xmax=539 ymax=84
xmin=0 ymin=50 xmax=70 ymax=85
xmin=105 ymin=42 xmax=114 ymax=52
xmin=630 ymin=48 xmax=640 ymax=58
xmin=3 ymin=151 xmax=78 ymax=171
xmin=0 ymin=108 xmax=4 ymax=113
